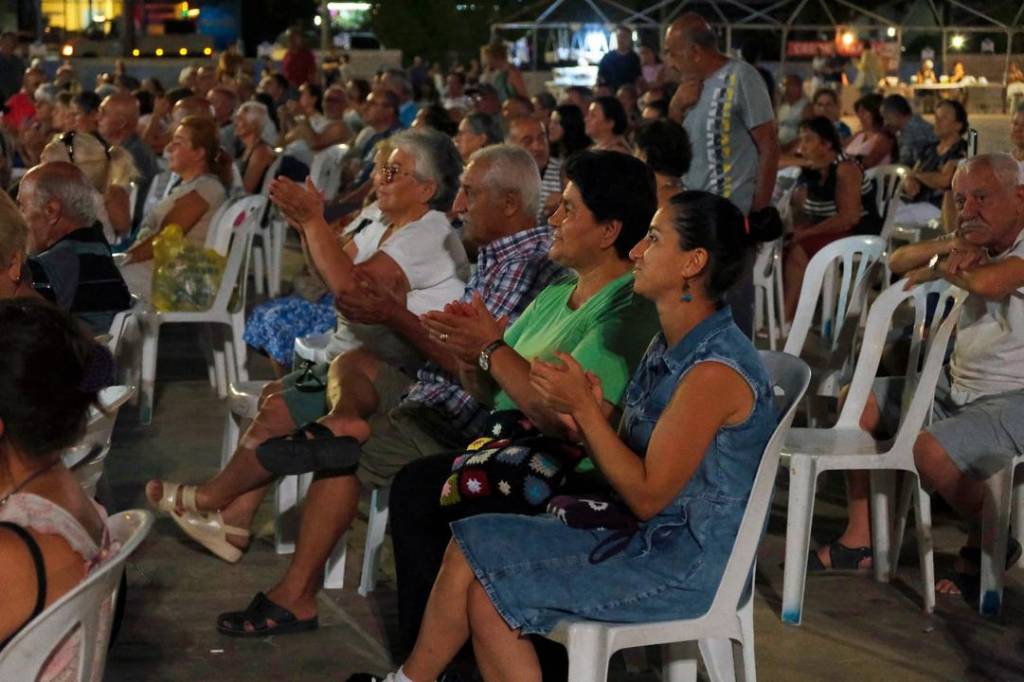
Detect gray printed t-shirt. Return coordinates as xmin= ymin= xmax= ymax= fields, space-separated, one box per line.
xmin=682 ymin=59 xmax=774 ymax=215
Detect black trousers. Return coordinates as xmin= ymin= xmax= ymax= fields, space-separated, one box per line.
xmin=390 ymin=453 xmax=572 ymax=679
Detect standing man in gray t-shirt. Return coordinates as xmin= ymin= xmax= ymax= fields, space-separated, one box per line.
xmin=663 ymin=13 xmax=779 ymax=335
xmin=664 ymin=13 xmax=779 ymax=216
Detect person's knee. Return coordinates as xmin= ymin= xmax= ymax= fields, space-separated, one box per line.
xmin=913 ymin=431 xmax=953 ymax=488
xmin=259 ymin=378 xmax=284 ymax=405
xmin=251 ymin=392 xmax=295 ymax=439
xmin=858 ymin=390 xmax=881 ymax=434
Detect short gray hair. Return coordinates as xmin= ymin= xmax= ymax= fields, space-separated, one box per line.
xmin=954 ymin=153 xmax=1022 ymax=190
xmin=34 ymin=83 xmax=59 ymax=105
xmin=33 ymin=170 xmax=98 ymax=226
xmin=462 ymin=113 xmax=502 ymax=144
xmin=238 ymin=100 xmax=269 ymax=126
xmin=390 ymin=128 xmax=463 ymax=211
xmin=469 ymin=144 xmax=542 ymax=220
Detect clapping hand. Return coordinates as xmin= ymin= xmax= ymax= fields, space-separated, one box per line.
xmin=529 ymin=352 xmax=604 ymax=415
xmin=420 ymin=292 xmax=508 ymax=364
xmin=269 ymin=176 xmax=325 ymax=231
xmin=335 ymin=269 xmax=402 ymax=325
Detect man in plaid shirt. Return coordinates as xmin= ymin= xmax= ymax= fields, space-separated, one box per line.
xmin=213 ymin=145 xmax=565 ymax=635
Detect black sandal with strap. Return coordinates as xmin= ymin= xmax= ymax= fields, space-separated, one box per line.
xmin=216 ymin=592 xmax=318 ymax=638
xmin=806 ymin=540 xmax=873 ymax=572
xmin=942 ymin=538 xmax=1023 ymax=603
xmin=255 ymin=422 xmax=362 ymax=476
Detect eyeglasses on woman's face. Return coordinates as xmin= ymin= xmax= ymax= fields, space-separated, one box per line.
xmin=378 ymin=164 xmax=417 ymax=184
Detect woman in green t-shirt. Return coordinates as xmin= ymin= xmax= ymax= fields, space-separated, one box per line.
xmin=422 ymin=149 xmax=660 ymax=436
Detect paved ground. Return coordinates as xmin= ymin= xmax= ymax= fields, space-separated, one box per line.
xmin=102 ymin=114 xmax=1024 ymax=681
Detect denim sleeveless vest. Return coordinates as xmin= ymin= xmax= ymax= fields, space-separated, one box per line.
xmin=618 ymin=306 xmax=777 ymax=596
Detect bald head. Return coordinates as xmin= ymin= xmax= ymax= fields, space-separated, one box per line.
xmin=172 ymin=95 xmax=214 ymax=125
xmin=18 ymin=162 xmax=98 ymax=252
xmin=98 ymin=91 xmax=140 ymax=143
xmin=665 ymin=13 xmax=722 ymax=77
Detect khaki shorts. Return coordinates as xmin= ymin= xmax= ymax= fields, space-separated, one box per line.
xmin=272 ymin=360 xmax=469 ymax=486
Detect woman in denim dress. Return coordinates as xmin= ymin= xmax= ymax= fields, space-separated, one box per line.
xmin=374 ymin=191 xmax=778 ymax=682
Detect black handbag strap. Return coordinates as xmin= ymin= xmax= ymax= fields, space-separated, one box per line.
xmin=0 ymin=520 xmax=48 ymax=650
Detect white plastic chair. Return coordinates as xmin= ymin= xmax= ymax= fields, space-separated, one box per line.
xmin=783 ymin=236 xmax=886 ymax=414
xmin=0 ymin=510 xmax=153 ymax=682
xmin=222 ymin=380 xmax=389 ymax=595
xmin=543 ymin=351 xmax=810 ymax=682
xmin=63 ymin=385 xmax=136 ymax=500
xmin=779 ymin=280 xmax=967 ymax=625
xmin=137 ymin=195 xmax=266 ymax=424
xmin=866 ymin=164 xmax=909 ymax=245
xmin=251 ymin=154 xmax=284 ymax=297
xmin=752 ymin=239 xmax=784 ymax=350
xmin=309 ymin=144 xmax=349 ymax=202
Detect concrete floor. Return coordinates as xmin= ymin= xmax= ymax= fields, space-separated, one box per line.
xmin=102 ymin=114 xmax=1024 ymax=681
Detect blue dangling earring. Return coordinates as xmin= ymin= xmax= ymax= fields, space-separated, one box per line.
xmin=680 ymin=279 xmax=693 ymax=303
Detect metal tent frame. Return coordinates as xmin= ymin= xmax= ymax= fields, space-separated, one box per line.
xmin=491 ymin=0 xmax=1024 ymax=83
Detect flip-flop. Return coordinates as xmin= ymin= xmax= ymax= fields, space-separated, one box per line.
xmin=807 ymin=540 xmax=873 ymax=572
xmin=217 ymin=592 xmax=318 ymax=638
xmin=170 ymin=508 xmax=250 ymax=563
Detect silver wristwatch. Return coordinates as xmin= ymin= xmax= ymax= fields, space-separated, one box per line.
xmin=478 ymin=339 xmax=507 ymax=372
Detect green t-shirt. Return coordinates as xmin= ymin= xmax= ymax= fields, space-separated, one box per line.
xmin=492 ymin=271 xmax=659 ymax=411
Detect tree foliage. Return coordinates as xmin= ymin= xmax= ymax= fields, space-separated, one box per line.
xmin=370 ymin=1 xmax=507 ymax=65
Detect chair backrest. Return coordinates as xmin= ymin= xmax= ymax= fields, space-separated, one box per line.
xmin=208 ymin=195 xmax=267 ymax=313
xmin=201 ymin=199 xmax=237 ymax=253
xmin=783 ymin=235 xmax=887 ymax=357
xmin=309 ymin=144 xmax=348 ymax=202
xmin=865 ymin=164 xmax=908 ymax=240
xmin=258 ymin=154 xmax=284 ymax=197
xmin=0 ymin=510 xmax=153 ymax=682
xmin=707 ymin=351 xmax=810 ymax=616
xmin=63 ymin=385 xmax=136 ymax=497
xmin=836 ymin=280 xmax=967 ymax=440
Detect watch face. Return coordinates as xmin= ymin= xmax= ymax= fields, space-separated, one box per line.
xmin=478 ymin=351 xmax=490 ymax=372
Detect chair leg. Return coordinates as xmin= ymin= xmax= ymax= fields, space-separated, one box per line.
xmin=912 ymin=482 xmax=936 ymax=613
xmin=781 ymin=456 xmax=818 ymax=625
xmin=699 ymin=639 xmax=736 ymax=682
xmin=323 ymin=531 xmax=348 ymax=590
xmin=979 ymin=465 xmax=1014 ymax=617
xmin=269 ymin=220 xmax=285 ymax=298
xmin=274 ymin=475 xmax=300 ymax=555
xmin=139 ymin=317 xmax=160 ymax=425
xmin=221 ymin=410 xmax=243 ymax=470
xmin=739 ymin=592 xmax=756 ymax=682
xmin=231 ymin=314 xmax=249 ymax=383
xmin=662 ymin=640 xmax=700 ymax=682
xmin=358 ymin=487 xmax=391 ymax=597
xmin=890 ymin=471 xmax=914 ymax=572
xmin=766 ymin=287 xmax=778 ymax=352
xmin=870 ymin=470 xmax=896 ymax=583
xmin=1012 ymin=460 xmax=1024 ymax=568
xmin=560 ymin=627 xmax=611 ymax=682
xmin=252 ymin=245 xmax=265 ymax=296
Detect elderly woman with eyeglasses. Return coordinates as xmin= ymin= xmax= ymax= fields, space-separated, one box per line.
xmin=144 ymin=128 xmax=470 ymax=562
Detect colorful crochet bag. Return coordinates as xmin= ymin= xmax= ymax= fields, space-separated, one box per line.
xmin=439 ymin=410 xmax=589 ymax=515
